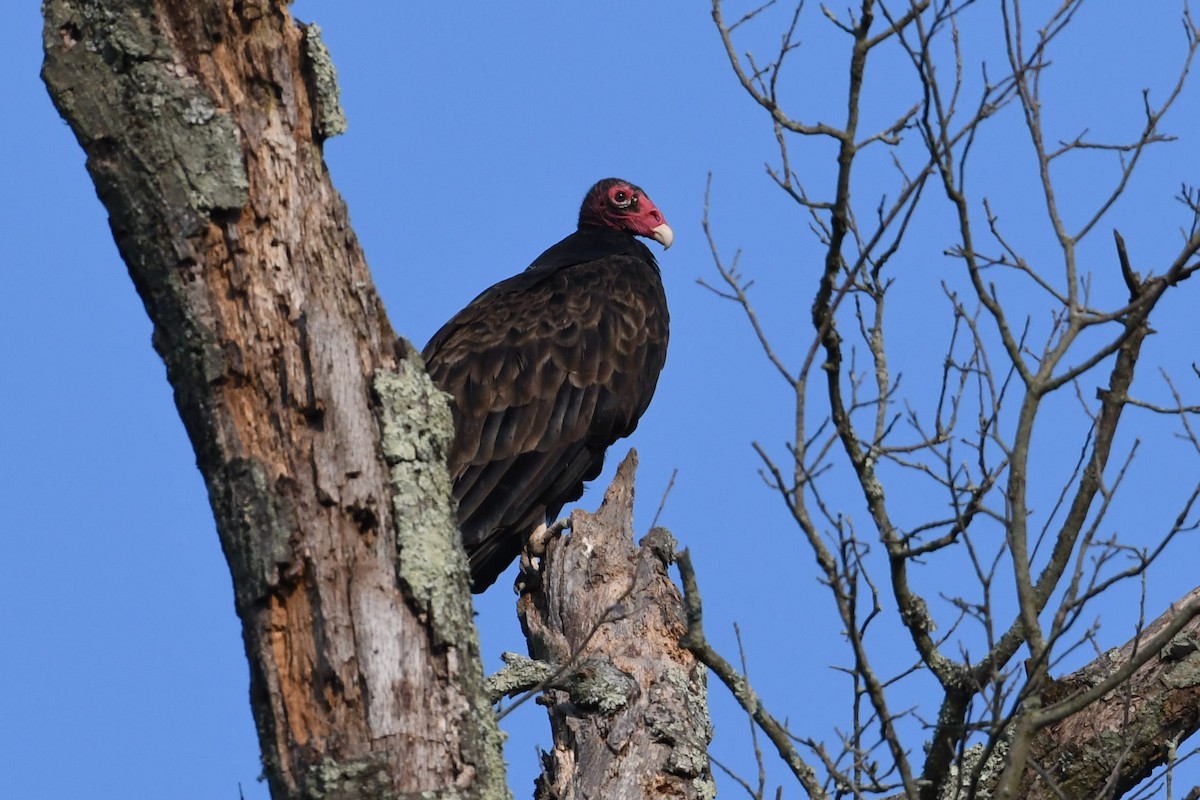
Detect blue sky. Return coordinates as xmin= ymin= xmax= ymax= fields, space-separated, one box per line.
xmin=4 ymin=3 xmax=1198 ymax=798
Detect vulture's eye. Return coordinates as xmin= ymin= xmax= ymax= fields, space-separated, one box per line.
xmin=612 ymin=190 xmax=633 ymax=208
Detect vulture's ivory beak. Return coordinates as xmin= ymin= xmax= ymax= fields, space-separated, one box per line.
xmin=651 ymin=222 xmax=674 ymax=250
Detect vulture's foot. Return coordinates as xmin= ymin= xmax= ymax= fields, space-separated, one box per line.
xmin=515 ymin=517 xmax=573 ymax=593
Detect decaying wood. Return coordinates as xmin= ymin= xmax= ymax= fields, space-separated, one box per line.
xmin=1018 ymin=588 xmax=1200 ymax=799
xmin=912 ymin=590 xmax=1200 ymax=800
xmin=518 ymin=451 xmax=715 ymax=799
xmin=40 ymin=2 xmax=505 ymax=797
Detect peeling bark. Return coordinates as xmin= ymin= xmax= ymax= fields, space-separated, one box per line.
xmin=40 ymin=2 xmax=505 ymax=797
xmin=519 ymin=451 xmax=715 ymax=800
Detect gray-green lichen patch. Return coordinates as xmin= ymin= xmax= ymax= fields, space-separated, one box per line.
xmin=569 ymin=659 xmax=636 ymax=714
xmin=304 ymin=756 xmax=394 ymax=800
xmin=1161 ymin=631 xmax=1199 ymax=663
xmin=485 ymin=652 xmax=557 ymax=704
xmin=1162 ymin=644 xmax=1200 ymax=690
xmin=43 ymin=0 xmax=248 ymax=229
xmin=639 ymin=526 xmax=678 ymax=566
xmin=936 ymin=732 xmax=1011 ymax=800
xmin=373 ymin=356 xmax=472 ymax=648
xmin=648 ymin=665 xmax=715 ymax=794
xmin=376 ymin=352 xmax=511 ymax=800
xmin=302 ymin=23 xmax=348 ymax=140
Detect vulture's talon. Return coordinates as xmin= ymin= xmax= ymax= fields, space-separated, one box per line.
xmin=515 ymin=517 xmax=573 ymax=594
xmin=529 ymin=517 xmax=572 ymax=558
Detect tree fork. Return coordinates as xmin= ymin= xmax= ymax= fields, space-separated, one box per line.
xmin=41 ymin=2 xmax=505 ymax=797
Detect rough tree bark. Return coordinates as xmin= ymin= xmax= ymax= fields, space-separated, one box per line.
xmin=1016 ymin=588 xmax=1200 ymax=799
xmin=40 ymin=2 xmax=505 ymax=797
xmin=517 ymin=452 xmax=715 ymax=800
xmin=41 ymin=4 xmax=717 ymax=799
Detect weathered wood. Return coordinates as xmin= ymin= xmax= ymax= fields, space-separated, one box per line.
xmin=924 ymin=591 xmax=1200 ymax=800
xmin=519 ymin=451 xmax=715 ymax=799
xmin=1019 ymin=588 xmax=1200 ymax=799
xmin=40 ymin=2 xmax=505 ymax=797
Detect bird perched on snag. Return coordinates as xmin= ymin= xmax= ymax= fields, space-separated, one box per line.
xmin=423 ymin=178 xmax=673 ymax=592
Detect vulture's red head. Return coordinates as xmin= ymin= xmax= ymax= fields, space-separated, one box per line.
xmin=579 ymin=178 xmax=674 ymax=250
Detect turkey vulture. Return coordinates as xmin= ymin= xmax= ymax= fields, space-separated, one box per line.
xmin=423 ymin=178 xmax=672 ymax=592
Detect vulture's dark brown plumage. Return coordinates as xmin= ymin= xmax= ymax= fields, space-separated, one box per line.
xmin=423 ymin=178 xmax=672 ymax=592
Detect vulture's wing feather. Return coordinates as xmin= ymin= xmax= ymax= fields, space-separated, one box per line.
xmin=423 ymin=180 xmax=672 ymax=592
xmin=423 ymin=240 xmax=668 ymax=590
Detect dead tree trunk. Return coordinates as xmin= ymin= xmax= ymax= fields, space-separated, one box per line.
xmin=517 ymin=452 xmax=715 ymax=799
xmin=40 ymin=2 xmax=505 ymax=797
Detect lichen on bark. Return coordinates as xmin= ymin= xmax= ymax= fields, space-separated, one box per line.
xmin=300 ymin=22 xmax=347 ymax=141
xmin=520 ymin=451 xmax=715 ymax=799
xmin=373 ymin=351 xmax=511 ymax=800
xmin=373 ymin=348 xmax=473 ymax=644
xmin=42 ymin=2 xmax=512 ymax=795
